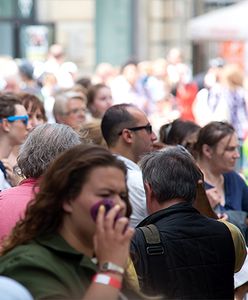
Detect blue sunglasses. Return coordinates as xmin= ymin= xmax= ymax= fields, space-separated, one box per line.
xmin=0 ymin=115 xmax=29 ymax=126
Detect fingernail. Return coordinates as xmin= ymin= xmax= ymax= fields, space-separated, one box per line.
xmin=99 ymin=205 xmax=105 ymax=212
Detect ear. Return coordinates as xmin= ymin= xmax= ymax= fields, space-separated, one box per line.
xmin=121 ymin=128 xmax=133 ymax=144
xmin=1 ymin=119 xmax=11 ymax=133
xmin=202 ymin=144 xmax=213 ymax=159
xmin=62 ymin=200 xmax=73 ymax=213
xmin=144 ymin=182 xmax=155 ymax=214
xmin=55 ymin=114 xmax=66 ymax=124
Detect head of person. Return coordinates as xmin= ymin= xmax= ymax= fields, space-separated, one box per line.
xmin=47 ymin=44 xmax=64 ymax=64
xmin=159 ymin=119 xmax=200 ymax=155
xmin=101 ymin=104 xmax=157 ymax=163
xmin=220 ymin=63 xmax=244 ymax=90
xmin=194 ymin=121 xmax=239 ymax=173
xmin=139 ymin=146 xmax=203 ymax=214
xmin=79 ymin=120 xmax=107 ymax=148
xmin=94 ymin=62 xmax=116 ymax=85
xmin=76 ymin=77 xmax=92 ymax=92
xmin=0 ymin=93 xmax=30 ymax=145
xmin=18 ymin=60 xmax=34 ymax=81
xmin=53 ymin=90 xmax=87 ymax=131
xmin=2 ymin=144 xmax=132 ymax=254
xmin=87 ymin=84 xmax=112 ymax=119
xmin=16 ymin=123 xmax=81 ymax=179
xmin=19 ymin=93 xmax=47 ymax=129
xmin=166 ymin=47 xmax=183 ymax=65
xmin=121 ymin=60 xmax=139 ymax=86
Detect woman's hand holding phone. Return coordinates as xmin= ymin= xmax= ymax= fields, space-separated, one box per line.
xmin=93 ymin=200 xmax=134 ymax=270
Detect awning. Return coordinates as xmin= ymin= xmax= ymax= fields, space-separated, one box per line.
xmin=187 ymin=0 xmax=248 ymax=41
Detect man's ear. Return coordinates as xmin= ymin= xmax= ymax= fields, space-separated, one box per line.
xmin=55 ymin=114 xmax=66 ymax=124
xmin=202 ymin=144 xmax=213 ymax=159
xmin=121 ymin=128 xmax=133 ymax=144
xmin=1 ymin=119 xmax=11 ymax=133
xmin=144 ymin=182 xmax=155 ymax=213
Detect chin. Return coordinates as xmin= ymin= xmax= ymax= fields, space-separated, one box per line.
xmin=223 ymin=166 xmax=234 ymax=173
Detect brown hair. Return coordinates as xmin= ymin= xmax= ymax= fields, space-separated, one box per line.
xmin=18 ymin=92 xmax=47 ymax=122
xmin=1 ymin=144 xmax=130 ymax=254
xmin=0 ymin=93 xmax=22 ymax=119
xmin=194 ymin=121 xmax=235 ymax=158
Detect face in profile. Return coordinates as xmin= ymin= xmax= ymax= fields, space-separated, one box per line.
xmin=9 ymin=104 xmax=31 ymax=145
xmin=129 ymin=108 xmax=157 ymax=160
xmin=91 ymin=86 xmax=112 ymax=118
xmin=209 ymin=133 xmax=240 ymax=173
xmin=62 ymin=165 xmax=128 ymax=245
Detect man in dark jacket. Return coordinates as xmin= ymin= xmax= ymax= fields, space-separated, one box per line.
xmin=131 ymin=146 xmax=246 ymax=299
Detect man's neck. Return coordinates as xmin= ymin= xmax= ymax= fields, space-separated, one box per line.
xmin=109 ymin=146 xmax=137 ymax=163
xmin=0 ymin=136 xmax=13 ymax=159
xmin=150 ymin=198 xmax=186 ymax=214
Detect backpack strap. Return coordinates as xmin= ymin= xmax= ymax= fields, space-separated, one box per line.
xmin=139 ymin=224 xmax=164 ymax=256
xmin=137 ymin=224 xmax=165 ymax=295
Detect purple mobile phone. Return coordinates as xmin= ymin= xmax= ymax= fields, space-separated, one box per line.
xmin=90 ymin=198 xmax=119 ymax=222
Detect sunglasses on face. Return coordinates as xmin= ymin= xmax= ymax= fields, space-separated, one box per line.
xmin=118 ymin=124 xmax=152 ymax=135
xmin=0 ymin=115 xmax=29 ymax=126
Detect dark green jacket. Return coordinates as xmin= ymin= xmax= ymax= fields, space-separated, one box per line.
xmin=0 ymin=234 xmax=97 ymax=299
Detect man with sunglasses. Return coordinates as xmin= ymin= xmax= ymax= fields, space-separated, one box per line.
xmin=101 ymin=103 xmax=157 ymax=227
xmin=0 ymin=93 xmax=30 ymax=191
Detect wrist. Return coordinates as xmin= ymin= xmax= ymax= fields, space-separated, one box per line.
xmin=93 ymin=273 xmax=122 ymax=290
xmin=99 ymin=262 xmax=125 ymax=276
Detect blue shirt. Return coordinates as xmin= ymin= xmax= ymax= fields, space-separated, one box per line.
xmin=205 ymin=171 xmax=248 ymax=212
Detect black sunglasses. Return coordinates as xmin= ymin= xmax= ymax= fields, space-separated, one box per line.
xmin=118 ymin=124 xmax=152 ymax=135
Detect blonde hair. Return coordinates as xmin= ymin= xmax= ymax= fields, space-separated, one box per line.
xmin=79 ymin=120 xmax=107 ymax=147
xmin=221 ymin=64 xmax=244 ymax=89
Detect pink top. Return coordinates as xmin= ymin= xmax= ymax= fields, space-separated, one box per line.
xmin=0 ymin=178 xmax=39 ymax=242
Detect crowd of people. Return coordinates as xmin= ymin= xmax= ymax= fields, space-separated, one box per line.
xmin=0 ymin=44 xmax=248 ymax=299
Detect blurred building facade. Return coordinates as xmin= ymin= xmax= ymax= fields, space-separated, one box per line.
xmin=0 ymin=0 xmax=242 ymax=75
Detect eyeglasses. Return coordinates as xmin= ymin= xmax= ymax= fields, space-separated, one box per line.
xmin=118 ymin=124 xmax=152 ymax=135
xmin=65 ymin=107 xmax=86 ymax=116
xmin=0 ymin=115 xmax=29 ymax=126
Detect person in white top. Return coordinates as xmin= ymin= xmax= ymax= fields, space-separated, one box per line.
xmin=101 ymin=103 xmax=157 ymax=227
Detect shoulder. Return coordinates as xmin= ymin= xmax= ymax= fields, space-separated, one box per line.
xmin=0 ymin=242 xmax=57 ymax=270
xmin=0 ymin=243 xmax=76 ymax=299
xmin=219 ymin=219 xmax=247 ymax=272
xmin=224 ymin=171 xmax=247 ymax=187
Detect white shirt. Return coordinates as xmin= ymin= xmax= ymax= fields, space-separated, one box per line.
xmin=0 ymin=170 xmax=11 ymax=192
xmin=117 ymin=155 xmax=148 ymax=227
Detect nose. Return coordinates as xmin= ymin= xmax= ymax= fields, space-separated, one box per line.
xmin=113 ymin=195 xmax=126 ymax=213
xmin=151 ymin=131 xmax=157 ymax=142
xmin=26 ymin=121 xmax=32 ymax=132
xmin=107 ymin=97 xmax=113 ymax=106
xmin=234 ymin=148 xmax=240 ymax=159
xmin=79 ymin=108 xmax=86 ymax=116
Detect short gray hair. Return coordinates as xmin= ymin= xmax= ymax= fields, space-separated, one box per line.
xmin=139 ymin=146 xmax=203 ymax=204
xmin=53 ymin=91 xmax=86 ymax=120
xmin=17 ymin=123 xmax=81 ymax=178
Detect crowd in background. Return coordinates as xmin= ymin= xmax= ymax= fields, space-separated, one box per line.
xmin=0 ymin=44 xmax=248 ymax=299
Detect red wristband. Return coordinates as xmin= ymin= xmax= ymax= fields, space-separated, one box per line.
xmin=93 ymin=273 xmax=122 ymax=289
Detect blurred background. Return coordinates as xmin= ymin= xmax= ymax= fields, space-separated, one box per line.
xmin=0 ymin=0 xmax=247 ymax=76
